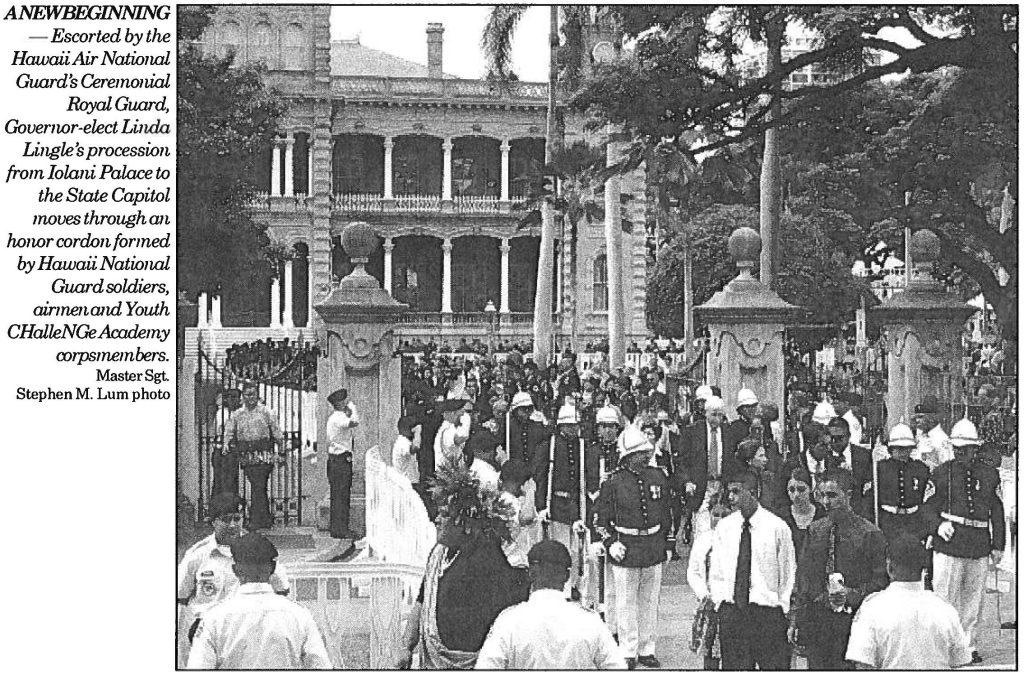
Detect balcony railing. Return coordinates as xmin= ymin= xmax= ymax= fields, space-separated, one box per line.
xmin=331 ymin=193 xmax=514 ymax=215
xmin=333 ymin=76 xmax=549 ymax=104
xmin=397 ymin=312 xmax=554 ymax=326
xmin=248 ymin=192 xmax=313 ymax=212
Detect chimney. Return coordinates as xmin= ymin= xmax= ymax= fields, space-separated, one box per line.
xmin=426 ymin=23 xmax=444 ymax=79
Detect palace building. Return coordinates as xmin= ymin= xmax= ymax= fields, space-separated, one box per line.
xmin=189 ymin=5 xmax=649 ymax=350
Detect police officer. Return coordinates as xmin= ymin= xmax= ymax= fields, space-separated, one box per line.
xmin=536 ymin=404 xmax=600 ymax=598
xmin=506 ymin=391 xmax=551 ymax=497
xmin=877 ymin=422 xmax=931 ymax=543
xmin=187 ymin=533 xmax=331 ymax=669
xmin=924 ymin=418 xmax=1005 ymax=665
xmin=595 ymin=426 xmax=671 ymax=670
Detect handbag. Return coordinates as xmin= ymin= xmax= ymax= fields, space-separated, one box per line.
xmin=690 ymin=596 xmax=718 ymax=654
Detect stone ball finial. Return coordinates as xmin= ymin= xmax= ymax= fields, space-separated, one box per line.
xmin=728 ymin=227 xmax=762 ymax=264
xmin=341 ymin=221 xmax=378 ymax=261
xmin=909 ymin=229 xmax=940 ymax=264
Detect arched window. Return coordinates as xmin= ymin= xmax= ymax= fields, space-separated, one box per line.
xmin=251 ymin=21 xmax=275 ymax=67
xmin=283 ymin=23 xmax=307 ymax=70
xmin=219 ymin=21 xmax=242 ymax=60
xmin=593 ymin=253 xmax=608 ymax=312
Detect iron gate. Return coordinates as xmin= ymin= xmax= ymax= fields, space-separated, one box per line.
xmin=195 ymin=336 xmax=318 ymax=525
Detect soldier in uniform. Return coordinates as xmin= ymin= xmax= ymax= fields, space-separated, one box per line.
xmin=595 ymin=426 xmax=671 ymax=670
xmin=728 ymin=388 xmax=759 ymax=444
xmin=536 ymin=404 xmax=601 ymax=599
xmin=924 ymin=418 xmax=1005 ymax=664
xmin=877 ymin=422 xmax=931 ymax=544
xmin=505 ymin=391 xmax=551 ymax=499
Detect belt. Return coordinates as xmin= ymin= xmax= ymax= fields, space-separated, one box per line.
xmin=328 ymin=450 xmax=352 ymax=457
xmin=941 ymin=512 xmax=988 ymax=528
xmin=615 ymin=524 xmax=661 ymax=536
xmin=880 ymin=504 xmax=919 ymax=515
xmin=554 ymin=490 xmax=571 ymax=499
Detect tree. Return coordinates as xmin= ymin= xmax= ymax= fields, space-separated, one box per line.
xmin=177 ymin=7 xmax=287 ymax=303
xmin=649 ymin=204 xmax=870 ymax=347
xmin=483 ymin=5 xmax=590 ymax=365
xmin=576 ymin=5 xmax=1018 ymax=340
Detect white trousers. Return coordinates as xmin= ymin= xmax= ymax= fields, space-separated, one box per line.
xmin=933 ymin=552 xmax=989 ymax=651
xmin=612 ymin=563 xmax=663 ymax=658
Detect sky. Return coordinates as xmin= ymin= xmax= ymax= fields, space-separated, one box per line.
xmin=330 ymin=5 xmax=551 ymax=81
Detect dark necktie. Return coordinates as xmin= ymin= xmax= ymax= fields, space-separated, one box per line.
xmin=734 ymin=518 xmax=752 ymax=608
xmin=710 ymin=427 xmax=720 ymax=476
xmin=826 ymin=522 xmax=838 ymax=576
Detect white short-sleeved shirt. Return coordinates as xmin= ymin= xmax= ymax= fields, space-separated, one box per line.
xmin=327 ymin=403 xmax=359 ymax=455
xmin=475 ymin=589 xmax=626 ymax=669
xmin=845 ymin=581 xmax=972 ymax=669
xmin=187 ymin=583 xmax=331 ymax=669
xmin=177 ymin=534 xmax=289 ymax=617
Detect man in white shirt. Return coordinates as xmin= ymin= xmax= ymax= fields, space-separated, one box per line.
xmin=434 ymin=398 xmax=472 ymax=470
xmin=390 ymin=415 xmax=419 ymax=485
xmin=846 ymin=534 xmax=972 ymax=669
xmin=187 ymin=533 xmax=331 ymax=669
xmin=326 ymin=387 xmax=360 ymax=539
xmin=177 ymin=494 xmax=290 ymax=667
xmin=476 ymin=540 xmax=625 ymax=670
xmin=708 ymin=469 xmax=796 ymax=670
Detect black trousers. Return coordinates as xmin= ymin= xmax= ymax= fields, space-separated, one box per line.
xmin=328 ymin=453 xmax=353 ymax=538
xmin=718 ymin=603 xmax=791 ymax=670
xmin=211 ymin=449 xmax=239 ymax=497
xmin=244 ymin=463 xmax=273 ymax=529
xmin=802 ymin=604 xmax=855 ymax=670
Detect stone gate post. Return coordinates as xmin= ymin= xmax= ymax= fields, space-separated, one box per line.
xmin=871 ymin=229 xmax=973 ymax=425
xmin=313 ymin=222 xmax=406 ymax=534
xmin=695 ymin=227 xmax=802 ymax=427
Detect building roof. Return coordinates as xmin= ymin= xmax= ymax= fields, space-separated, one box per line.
xmin=331 ymin=38 xmax=455 ymax=79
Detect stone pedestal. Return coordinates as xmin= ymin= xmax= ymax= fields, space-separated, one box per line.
xmin=871 ymin=230 xmax=973 ymax=424
xmin=695 ymin=227 xmax=802 ymax=422
xmin=314 ymin=222 xmax=406 ymax=535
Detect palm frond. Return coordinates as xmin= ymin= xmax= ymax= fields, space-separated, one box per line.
xmin=482 ymin=5 xmax=529 ymax=81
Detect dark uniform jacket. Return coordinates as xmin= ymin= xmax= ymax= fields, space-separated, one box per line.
xmin=595 ymin=465 xmax=671 ymax=569
xmin=876 ymin=457 xmax=931 ymax=540
xmin=506 ymin=415 xmax=550 ymax=480
xmin=792 ymin=509 xmax=888 ymax=623
xmin=535 ymin=433 xmax=601 ymax=525
xmin=924 ymin=459 xmax=1005 ymax=559
xmin=840 ymin=444 xmax=876 ymax=523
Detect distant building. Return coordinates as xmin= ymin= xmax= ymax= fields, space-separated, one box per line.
xmin=186 ymin=5 xmax=649 ymax=350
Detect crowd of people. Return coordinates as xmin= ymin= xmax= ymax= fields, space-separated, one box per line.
xmin=180 ymin=345 xmax=1011 ymax=669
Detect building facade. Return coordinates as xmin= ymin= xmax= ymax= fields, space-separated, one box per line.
xmin=192 ymin=5 xmax=648 ymax=349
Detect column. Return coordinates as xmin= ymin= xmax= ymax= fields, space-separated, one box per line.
xmin=197 ymin=291 xmax=209 ymax=328
xmin=442 ymin=138 xmax=453 ymax=201
xmin=555 ymin=241 xmax=562 ymax=313
xmin=270 ymin=137 xmax=281 ymax=197
xmin=499 ymin=238 xmax=511 ymax=314
xmin=283 ymin=137 xmax=295 ymax=197
xmin=282 ymin=259 xmax=294 ymax=329
xmin=270 ymin=276 xmax=281 ymax=328
xmin=500 ymin=140 xmax=510 ymax=201
xmin=210 ymin=294 xmax=222 ymax=328
xmin=306 ymin=139 xmax=314 ymax=197
xmin=383 ymin=237 xmax=394 ymax=294
xmin=383 ymin=136 xmax=394 ymax=199
xmin=307 ymin=273 xmax=314 ymax=329
xmin=441 ymin=238 xmax=453 ymax=314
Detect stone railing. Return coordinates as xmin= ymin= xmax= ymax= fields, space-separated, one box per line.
xmin=248 ymin=192 xmax=313 ymax=212
xmin=331 ymin=193 xmax=511 ymax=215
xmin=284 ymin=560 xmax=424 ymax=669
xmin=365 ymin=446 xmax=436 ymax=567
xmin=333 ymin=76 xmax=549 ymax=104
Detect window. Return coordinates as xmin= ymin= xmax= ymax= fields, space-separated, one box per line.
xmin=283 ymin=23 xmax=307 ymax=70
xmin=219 ymin=21 xmax=241 ymax=60
xmin=251 ymin=22 xmax=275 ymax=67
xmin=593 ymin=254 xmax=608 ymax=312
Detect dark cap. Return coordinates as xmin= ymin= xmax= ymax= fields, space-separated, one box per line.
xmin=327 ymin=388 xmax=349 ymax=405
xmin=527 ymin=540 xmax=572 ymax=569
xmin=914 ymin=402 xmax=938 ymax=415
xmin=842 ymin=392 xmax=863 ymax=406
xmin=207 ymin=493 xmax=244 ymax=520
xmin=231 ymin=533 xmax=279 ymax=565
